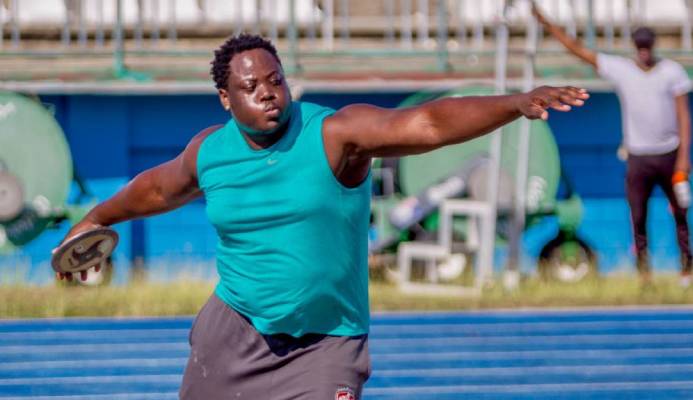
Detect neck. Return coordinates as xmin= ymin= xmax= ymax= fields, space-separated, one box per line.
xmin=636 ymin=53 xmax=657 ymax=69
xmin=241 ymin=126 xmax=287 ymax=150
xmin=642 ymin=59 xmax=656 ymax=68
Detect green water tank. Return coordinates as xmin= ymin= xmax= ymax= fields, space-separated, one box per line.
xmin=398 ymin=86 xmax=561 ymax=214
xmin=0 ymin=92 xmax=73 ymax=248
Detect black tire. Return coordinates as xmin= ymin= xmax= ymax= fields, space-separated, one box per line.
xmin=538 ymin=233 xmax=598 ymax=282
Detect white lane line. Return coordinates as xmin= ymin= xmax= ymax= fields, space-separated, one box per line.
xmin=371 ymin=333 xmax=693 ymax=347
xmin=0 ymin=316 xmax=192 ymax=324
xmin=2 ymin=333 xmax=693 ymax=355
xmin=0 ymin=329 xmax=188 ymax=340
xmin=0 ymin=393 xmax=178 ymax=400
xmin=372 ymin=347 xmax=693 ymax=361
xmin=371 ymin=305 xmax=693 ymax=318
xmin=0 ymin=374 xmax=181 ymax=385
xmin=369 ymin=319 xmax=693 ymax=333
xmin=2 ymin=305 xmax=693 ymax=325
xmin=0 ymin=358 xmax=187 ymax=371
xmin=4 ymin=319 xmax=693 ymax=341
xmin=363 ymin=380 xmax=693 ymax=395
xmin=0 ymin=342 xmax=187 ymax=355
xmin=373 ymin=363 xmax=693 ymax=377
xmin=1 ymin=347 xmax=691 ymax=371
xmin=2 ymin=347 xmax=692 ymax=371
xmin=1 ymin=362 xmax=689 ymax=381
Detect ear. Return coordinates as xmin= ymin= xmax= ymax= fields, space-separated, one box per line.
xmin=218 ymin=89 xmax=231 ymax=111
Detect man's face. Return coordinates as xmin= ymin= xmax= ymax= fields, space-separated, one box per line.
xmin=636 ymin=46 xmax=654 ymax=66
xmin=218 ymin=48 xmax=291 ymax=134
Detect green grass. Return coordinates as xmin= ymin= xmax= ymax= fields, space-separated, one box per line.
xmin=2 ymin=275 xmax=693 ymax=318
xmin=370 ymin=275 xmax=693 ymax=311
xmin=0 ymin=281 xmax=214 ymax=319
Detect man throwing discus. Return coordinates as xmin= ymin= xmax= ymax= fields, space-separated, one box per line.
xmin=56 ymin=34 xmax=588 ymax=399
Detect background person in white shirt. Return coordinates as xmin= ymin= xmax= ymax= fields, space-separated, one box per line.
xmin=533 ymin=4 xmax=693 ymax=285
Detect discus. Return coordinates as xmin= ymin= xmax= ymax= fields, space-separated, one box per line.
xmin=51 ymin=227 xmax=118 ymax=274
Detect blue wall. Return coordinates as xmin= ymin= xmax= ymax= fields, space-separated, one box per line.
xmin=2 ymin=91 xmax=690 ymax=284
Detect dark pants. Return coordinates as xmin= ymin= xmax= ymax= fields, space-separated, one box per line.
xmin=180 ymin=294 xmax=371 ymax=400
xmin=626 ymin=149 xmax=692 ymax=274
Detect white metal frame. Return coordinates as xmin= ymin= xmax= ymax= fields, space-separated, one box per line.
xmin=396 ymin=199 xmax=492 ymax=297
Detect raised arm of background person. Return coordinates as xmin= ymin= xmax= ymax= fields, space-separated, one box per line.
xmin=532 ymin=3 xmax=597 ymax=68
xmin=55 ymin=125 xmax=221 ymax=280
xmin=322 ymin=86 xmax=588 ymax=185
xmin=675 ymin=94 xmax=692 ymax=173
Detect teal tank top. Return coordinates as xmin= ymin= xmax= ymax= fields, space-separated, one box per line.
xmin=197 ymin=101 xmax=371 ymax=337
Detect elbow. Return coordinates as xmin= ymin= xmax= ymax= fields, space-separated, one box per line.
xmin=423 ymin=126 xmax=446 ymax=148
xmin=417 ymin=110 xmax=448 ymax=147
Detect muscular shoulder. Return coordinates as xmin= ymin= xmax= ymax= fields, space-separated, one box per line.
xmin=323 ymin=104 xmax=387 ymax=137
xmin=183 ymin=124 xmax=224 ymax=179
xmin=189 ymin=124 xmax=224 ymax=149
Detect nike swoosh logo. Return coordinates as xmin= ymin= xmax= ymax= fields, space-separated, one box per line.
xmin=267 ymin=158 xmax=278 ymax=165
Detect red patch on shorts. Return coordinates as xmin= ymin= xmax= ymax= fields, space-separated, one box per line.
xmin=335 ymin=386 xmax=356 ymax=400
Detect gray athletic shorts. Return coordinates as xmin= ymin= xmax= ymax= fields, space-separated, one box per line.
xmin=179 ymin=294 xmax=371 ymax=400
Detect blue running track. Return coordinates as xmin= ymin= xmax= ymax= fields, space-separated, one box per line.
xmin=2 ymin=307 xmax=693 ymax=399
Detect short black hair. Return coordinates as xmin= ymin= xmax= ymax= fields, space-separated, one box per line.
xmin=632 ymin=27 xmax=656 ymax=49
xmin=210 ymin=33 xmax=281 ymax=90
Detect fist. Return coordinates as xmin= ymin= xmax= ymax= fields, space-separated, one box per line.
xmin=53 ymin=219 xmax=103 ymax=282
xmin=518 ymin=86 xmax=589 ymax=120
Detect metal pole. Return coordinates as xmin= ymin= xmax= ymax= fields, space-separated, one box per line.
xmin=456 ymin=0 xmax=467 ymax=49
xmin=401 ymin=0 xmax=413 ymax=49
xmin=269 ymin=0 xmax=278 ymax=44
xmin=385 ymin=0 xmax=395 ymax=44
xmin=114 ymin=0 xmax=126 ymax=78
xmin=135 ymin=0 xmax=144 ymax=49
xmin=234 ymin=0 xmax=243 ymax=36
xmin=0 ymin=1 xmax=4 ymax=48
xmin=168 ymin=0 xmax=177 ymax=43
xmin=62 ymin=0 xmax=71 ymax=47
xmin=473 ymin=1 xmax=483 ymax=49
xmin=254 ymin=0 xmax=261 ymax=35
xmin=287 ymin=0 xmax=300 ymax=73
xmin=339 ymin=0 xmax=349 ymax=45
xmin=322 ymin=0 xmax=334 ymax=50
xmin=506 ymin=7 xmax=538 ymax=290
xmin=10 ymin=0 xmax=18 ymax=49
xmin=306 ymin=0 xmax=317 ymax=42
xmin=436 ymin=0 xmax=449 ymax=72
xmin=567 ymin=0 xmax=577 ymax=38
xmin=478 ymin=1 xmax=510 ymax=288
xmin=152 ymin=0 xmax=161 ymax=45
xmin=634 ymin=0 xmax=644 ymax=25
xmin=96 ymin=0 xmax=105 ymax=48
xmin=683 ymin=0 xmax=692 ymax=51
xmin=586 ymin=0 xmax=595 ymax=49
xmin=605 ymin=0 xmax=615 ymax=49
xmin=78 ymin=0 xmax=87 ymax=48
xmin=417 ymin=0 xmax=428 ymax=46
xmin=622 ymin=0 xmax=632 ymax=49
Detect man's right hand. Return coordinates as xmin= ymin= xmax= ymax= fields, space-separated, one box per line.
xmin=53 ymin=218 xmax=103 ymax=282
xmin=516 ymin=85 xmax=589 ymax=121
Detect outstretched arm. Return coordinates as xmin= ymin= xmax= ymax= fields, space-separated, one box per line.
xmin=532 ymin=2 xmax=597 ymax=68
xmin=323 ymin=86 xmax=588 ymax=163
xmin=56 ymin=125 xmax=221 ymax=280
